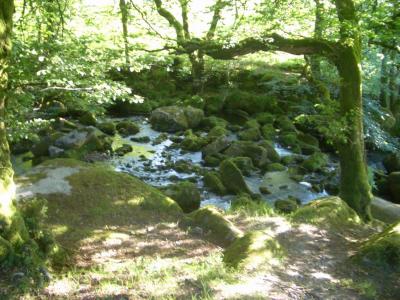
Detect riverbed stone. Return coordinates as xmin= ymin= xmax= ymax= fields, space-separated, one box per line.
xmin=116 ymin=120 xmax=140 ymax=136
xmin=184 ymin=206 xmax=243 ymax=247
xmin=258 ymin=140 xmax=280 ymax=163
xmin=231 ymin=157 xmax=255 ymax=176
xmin=207 ymin=126 xmax=228 ymax=140
xmin=97 ymin=122 xmax=116 ymax=135
xmin=301 ymin=152 xmax=328 ymax=172
xmin=261 ymin=124 xmax=276 ymax=140
xmin=180 ymin=130 xmax=208 ymax=151
xmin=163 ymin=181 xmax=201 ymax=213
xmin=79 ymin=111 xmax=97 ymax=126
xmin=219 ymin=159 xmax=252 ymax=195
xmin=224 ymin=141 xmax=269 ymax=168
xmin=238 ymin=127 xmax=262 ymax=141
xmin=115 ymin=144 xmax=133 ymax=156
xmin=266 ymin=163 xmax=286 ymax=172
xmin=204 ymin=172 xmax=227 ymax=195
xmin=274 ymin=198 xmax=298 ymax=214
xmin=150 ymin=106 xmax=204 ymax=132
xmin=202 ymin=136 xmax=231 ymax=157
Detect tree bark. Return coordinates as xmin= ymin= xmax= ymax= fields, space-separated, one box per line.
xmin=119 ymin=0 xmax=130 ymax=65
xmin=379 ymin=48 xmax=390 ymax=109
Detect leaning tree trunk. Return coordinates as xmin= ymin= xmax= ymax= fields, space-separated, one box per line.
xmin=0 ymin=0 xmax=30 ymax=261
xmin=119 ymin=0 xmax=130 ymax=65
xmin=189 ymin=51 xmax=205 ymax=93
xmin=335 ymin=46 xmax=373 ymax=221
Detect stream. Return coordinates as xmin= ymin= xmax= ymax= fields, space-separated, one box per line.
xmin=111 ymin=116 xmax=328 ymax=210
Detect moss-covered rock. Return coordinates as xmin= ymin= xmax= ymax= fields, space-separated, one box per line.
xmin=231 ymin=157 xmax=255 ymax=176
xmin=266 ymin=163 xmax=286 ymax=172
xmin=200 ymin=116 xmax=228 ymax=130
xmin=301 ymin=152 xmax=328 ymax=172
xmin=291 ymin=196 xmax=360 ymax=228
xmin=238 ymin=127 xmax=262 ymax=141
xmin=203 ymin=155 xmax=222 ymax=167
xmin=261 ymin=124 xmax=276 ymax=140
xmin=274 ymin=198 xmax=299 ymax=214
xmin=223 ymin=230 xmax=284 ymax=270
xmin=353 ymin=221 xmax=400 ymax=273
xmin=275 ymin=116 xmax=296 ymax=132
xmin=150 ymin=106 xmax=204 ymax=132
xmin=256 ymin=112 xmax=275 ymax=125
xmin=184 ymin=206 xmax=243 ymax=247
xmin=207 ymin=126 xmax=228 ymax=140
xmin=258 ymin=140 xmax=280 ymax=163
xmin=180 ymin=130 xmax=208 ymax=151
xmin=202 ymin=136 xmax=231 ymax=157
xmin=116 ymin=120 xmax=140 ymax=136
xmin=79 ymin=111 xmax=97 ymax=126
xmin=203 ymin=172 xmax=227 ymax=195
xmin=219 ymin=159 xmax=252 ymax=195
xmin=163 ymin=181 xmax=201 ymax=213
xmin=97 ymin=121 xmax=116 ymax=135
xmin=224 ymin=141 xmax=269 ymax=168
xmin=115 ymin=144 xmax=133 ymax=156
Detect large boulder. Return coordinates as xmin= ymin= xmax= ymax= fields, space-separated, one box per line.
xmin=223 ymin=230 xmax=283 ymax=270
xmin=353 ymin=221 xmax=400 ymax=273
xmin=116 ymin=120 xmax=140 ymax=136
xmin=258 ymin=140 xmax=280 ymax=163
xmin=238 ymin=127 xmax=262 ymax=141
xmin=291 ymin=197 xmax=361 ymax=228
xmin=388 ymin=172 xmax=400 ymax=204
xmin=150 ymin=106 xmax=204 ymax=132
xmin=54 ymin=128 xmax=104 ymax=151
xmin=301 ymin=152 xmax=328 ymax=172
xmin=180 ymin=130 xmax=208 ymax=152
xmin=202 ymin=136 xmax=231 ymax=157
xmin=219 ymin=159 xmax=252 ymax=195
xmin=224 ymin=141 xmax=269 ymax=168
xmin=183 ymin=206 xmax=243 ymax=247
xmin=203 ymin=172 xmax=227 ymax=195
xmin=163 ymin=181 xmax=201 ymax=213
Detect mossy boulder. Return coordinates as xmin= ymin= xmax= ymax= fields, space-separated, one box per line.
xmin=291 ymin=197 xmax=360 ymax=228
xmin=353 ymin=221 xmax=400 ymax=273
xmin=261 ymin=124 xmax=276 ymax=140
xmin=266 ymin=163 xmax=286 ymax=172
xmin=41 ymin=100 xmax=67 ymax=117
xmin=184 ymin=206 xmax=243 ymax=247
xmin=200 ymin=116 xmax=228 ymax=130
xmin=231 ymin=157 xmax=255 ymax=176
xmin=163 ymin=181 xmax=201 ymax=213
xmin=301 ymin=152 xmax=328 ymax=172
xmin=219 ymin=159 xmax=252 ymax=195
xmin=224 ymin=141 xmax=269 ymax=168
xmin=255 ymin=112 xmax=275 ymax=125
xmin=238 ymin=127 xmax=262 ymax=141
xmin=116 ymin=120 xmax=140 ymax=136
xmin=202 ymin=136 xmax=231 ymax=157
xmin=258 ymin=140 xmax=280 ymax=162
xmin=223 ymin=230 xmax=284 ymax=270
xmin=207 ymin=126 xmax=228 ymax=140
xmin=274 ymin=198 xmax=299 ymax=214
xmin=244 ymin=119 xmax=260 ymax=129
xmin=275 ymin=116 xmax=296 ymax=132
xmin=203 ymin=172 xmax=227 ymax=195
xmin=181 ymin=130 xmax=208 ymax=152
xmin=115 ymin=144 xmax=133 ymax=156
xmin=204 ymin=155 xmax=222 ymax=167
xmin=78 ymin=111 xmax=97 ymax=126
xmin=32 ymin=133 xmax=62 ymax=157
xmin=150 ymin=106 xmax=204 ymax=132
xmin=280 ymin=133 xmax=300 ymax=153
xmin=97 ymin=121 xmax=116 ymax=135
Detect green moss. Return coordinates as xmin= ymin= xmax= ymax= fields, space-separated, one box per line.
xmin=116 ymin=120 xmax=140 ymax=136
xmin=353 ymin=221 xmax=400 ymax=272
xmin=230 ymin=194 xmax=274 ymax=217
xmin=261 ymin=124 xmax=276 ymax=140
xmin=181 ymin=130 xmax=208 ymax=151
xmin=291 ymin=196 xmax=361 ymax=228
xmin=266 ymin=163 xmax=286 ymax=172
xmin=97 ymin=122 xmax=116 ymax=135
xmin=223 ymin=230 xmax=284 ymax=270
xmin=219 ymin=159 xmax=252 ymax=195
xmin=301 ymin=152 xmax=328 ymax=172
xmin=185 ymin=206 xmax=243 ymax=247
xmin=203 ymin=172 xmax=227 ymax=195
xmin=274 ymin=198 xmax=299 ymax=214
xmin=0 ymin=236 xmax=12 ymax=263
xmin=163 ymin=181 xmax=200 ymax=213
xmin=207 ymin=126 xmax=228 ymax=140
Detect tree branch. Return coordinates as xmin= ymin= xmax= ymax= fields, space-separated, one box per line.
xmin=153 ymin=0 xmax=184 ymax=42
xmin=206 ymin=0 xmax=228 ymax=40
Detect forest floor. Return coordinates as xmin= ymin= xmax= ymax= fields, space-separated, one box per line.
xmin=7 ymin=156 xmax=396 ymax=300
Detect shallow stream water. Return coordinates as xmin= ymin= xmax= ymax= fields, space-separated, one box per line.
xmin=111 ymin=116 xmax=328 ymax=209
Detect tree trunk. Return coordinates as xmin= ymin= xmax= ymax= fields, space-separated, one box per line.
xmin=335 ymin=47 xmax=372 ymax=222
xmin=189 ymin=51 xmax=205 ymax=93
xmin=309 ymin=0 xmax=323 ymax=79
xmin=380 ymin=48 xmax=391 ymax=109
xmin=119 ymin=0 xmax=130 ymax=65
xmin=0 ymin=0 xmax=30 ymax=260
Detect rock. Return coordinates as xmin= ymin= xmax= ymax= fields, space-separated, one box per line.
xmin=274 ymin=198 xmax=298 ymax=213
xmin=383 ymin=153 xmax=400 ymax=173
xmin=231 ymin=157 xmax=255 ymax=176
xmin=219 ymin=159 xmax=252 ymax=195
xmin=53 ymin=118 xmax=78 ymax=132
xmin=131 ymin=136 xmax=151 ymax=143
xmin=353 ymin=221 xmax=400 ymax=273
xmin=107 ymin=99 xmax=153 ymax=116
xmin=259 ymin=186 xmax=271 ymax=194
xmin=258 ymin=140 xmax=280 ymax=162
xmin=224 ymin=141 xmax=269 ymax=168
xmin=275 ymin=116 xmax=296 ymax=132
xmin=223 ymin=230 xmax=283 ymax=270
xmin=115 ymin=144 xmax=133 ymax=156
xmin=116 ymin=120 xmax=140 ymax=136
xmin=244 ymin=119 xmax=260 ymax=129
xmin=183 ymin=206 xmax=243 ymax=247
xmin=79 ymin=111 xmax=97 ymax=126
xmin=223 ymin=109 xmax=250 ymax=125
xmin=261 ymin=124 xmax=276 ymax=140
xmin=389 ymin=172 xmax=400 ymax=204
xmin=163 ymin=181 xmax=201 ymax=213
xmin=291 ymin=196 xmax=360 ymax=228
xmin=301 ymin=152 xmax=328 ymax=172
xmin=48 ymin=146 xmax=65 ymax=158
xmin=150 ymin=106 xmax=204 ymax=132
xmin=371 ymin=197 xmax=400 ymax=223
xmin=41 ymin=101 xmax=67 ymax=117
xmin=207 ymin=126 xmax=228 ymax=140
xmin=202 ymin=136 xmax=231 ymax=157
xmin=238 ymin=127 xmax=262 ymax=141
xmin=203 ymin=155 xmax=222 ymax=167
xmin=266 ymin=163 xmax=286 ymax=172
xmin=32 ymin=133 xmax=63 ymax=157
xmin=181 ymin=130 xmax=208 ymax=151
xmin=255 ymin=112 xmax=275 ymax=125
xmin=280 ymin=133 xmax=300 ymax=153
xmin=97 ymin=122 xmax=116 ymax=135
xmin=200 ymin=116 xmax=228 ymax=130
xmin=204 ymin=172 xmax=227 ymax=195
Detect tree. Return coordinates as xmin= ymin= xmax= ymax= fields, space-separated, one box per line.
xmin=120 ymin=0 xmax=130 ymax=65
xmin=201 ymin=0 xmax=372 ymax=220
